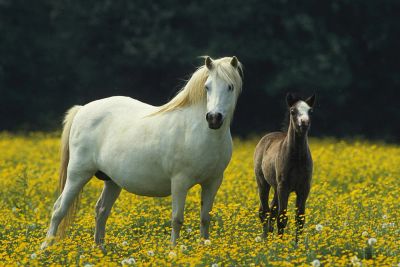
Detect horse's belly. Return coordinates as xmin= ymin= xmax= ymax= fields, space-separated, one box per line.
xmin=124 ymin=182 xmax=171 ymax=197
xmin=118 ymin=172 xmax=172 ymax=197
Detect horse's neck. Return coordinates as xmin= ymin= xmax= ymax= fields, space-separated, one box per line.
xmin=285 ymin=122 xmax=308 ymax=157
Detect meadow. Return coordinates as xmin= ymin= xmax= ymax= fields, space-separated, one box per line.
xmin=0 ymin=133 xmax=399 ymax=266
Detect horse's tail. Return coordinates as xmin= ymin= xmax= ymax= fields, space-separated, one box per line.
xmin=57 ymin=105 xmax=81 ymax=239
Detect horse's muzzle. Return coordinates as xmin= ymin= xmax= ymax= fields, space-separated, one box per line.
xmin=206 ymin=112 xmax=223 ymax=129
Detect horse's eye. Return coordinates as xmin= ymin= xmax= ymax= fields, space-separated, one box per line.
xmin=205 ymin=85 xmax=209 ymax=91
xmin=228 ymin=85 xmax=233 ymax=91
xmin=290 ymin=108 xmax=296 ymax=115
xmin=309 ymin=108 xmax=313 ymax=114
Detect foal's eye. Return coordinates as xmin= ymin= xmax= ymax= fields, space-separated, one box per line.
xmin=228 ymin=85 xmax=233 ymax=91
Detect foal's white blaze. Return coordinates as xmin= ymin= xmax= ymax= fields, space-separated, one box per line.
xmin=295 ymin=101 xmax=311 ymax=126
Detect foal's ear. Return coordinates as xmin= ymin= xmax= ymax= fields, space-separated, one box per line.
xmin=305 ymin=94 xmax=316 ymax=107
xmin=286 ymin=93 xmax=298 ymax=107
xmin=230 ymin=56 xmax=239 ymax=69
xmin=205 ymin=56 xmax=214 ymax=70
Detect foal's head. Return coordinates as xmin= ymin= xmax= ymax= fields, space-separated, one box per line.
xmin=204 ymin=56 xmax=243 ymax=129
xmin=286 ymin=93 xmax=316 ymax=134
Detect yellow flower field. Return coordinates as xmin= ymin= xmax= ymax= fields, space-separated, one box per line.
xmin=0 ymin=133 xmax=399 ymax=266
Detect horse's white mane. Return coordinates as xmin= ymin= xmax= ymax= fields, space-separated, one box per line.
xmin=152 ymin=57 xmax=243 ymax=115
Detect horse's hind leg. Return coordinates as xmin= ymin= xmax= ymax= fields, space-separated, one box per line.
xmin=256 ymin=171 xmax=270 ymax=238
xmin=41 ymin=169 xmax=92 ymax=249
xmin=94 ymin=180 xmax=121 ymax=251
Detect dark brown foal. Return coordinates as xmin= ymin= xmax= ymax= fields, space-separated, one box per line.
xmin=254 ymin=93 xmax=315 ymax=241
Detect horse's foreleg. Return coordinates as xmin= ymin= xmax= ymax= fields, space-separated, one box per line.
xmin=94 ymin=180 xmax=121 ymax=251
xmin=295 ymin=189 xmax=309 ymax=242
xmin=268 ymin=192 xmax=278 ymax=234
xmin=277 ymin=185 xmax=289 ymax=236
xmin=170 ymin=176 xmax=190 ymax=246
xmin=200 ymin=176 xmax=223 ymax=240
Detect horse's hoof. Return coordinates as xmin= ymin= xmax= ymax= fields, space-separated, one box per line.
xmin=40 ymin=241 xmax=50 ymax=250
xmin=40 ymin=237 xmax=55 ymax=250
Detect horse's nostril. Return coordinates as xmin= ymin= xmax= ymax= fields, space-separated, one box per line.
xmin=206 ymin=113 xmax=211 ymax=121
xmin=216 ymin=113 xmax=223 ymax=121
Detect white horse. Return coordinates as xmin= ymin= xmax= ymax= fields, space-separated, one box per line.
xmin=41 ymin=56 xmax=243 ymax=250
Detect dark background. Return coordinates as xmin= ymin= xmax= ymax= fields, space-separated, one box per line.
xmin=1 ymin=1 xmax=399 ymax=141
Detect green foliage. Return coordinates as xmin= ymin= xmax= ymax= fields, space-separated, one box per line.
xmin=0 ymin=1 xmax=399 ymax=140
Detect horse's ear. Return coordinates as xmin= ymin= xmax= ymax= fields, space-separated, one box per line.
xmin=305 ymin=94 xmax=316 ymax=107
xmin=286 ymin=93 xmax=298 ymax=107
xmin=230 ymin=56 xmax=239 ymax=69
xmin=205 ymin=56 xmax=214 ymax=70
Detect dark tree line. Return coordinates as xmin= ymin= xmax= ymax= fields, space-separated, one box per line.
xmin=1 ymin=0 xmax=399 ymax=141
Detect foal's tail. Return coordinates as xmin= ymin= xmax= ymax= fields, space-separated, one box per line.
xmin=57 ymin=105 xmax=81 ymax=239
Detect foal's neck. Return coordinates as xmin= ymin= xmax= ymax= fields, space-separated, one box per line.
xmin=285 ymin=121 xmax=308 ymax=156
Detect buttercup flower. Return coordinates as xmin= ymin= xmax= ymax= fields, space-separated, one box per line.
xmin=0 ymin=135 xmax=399 ymax=265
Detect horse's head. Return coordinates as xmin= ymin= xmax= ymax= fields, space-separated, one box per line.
xmin=204 ymin=56 xmax=243 ymax=130
xmin=286 ymin=93 xmax=316 ymax=134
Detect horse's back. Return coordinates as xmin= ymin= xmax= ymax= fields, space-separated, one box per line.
xmin=254 ymin=132 xmax=285 ymax=185
xmin=83 ymin=96 xmax=154 ymax=117
xmin=73 ymin=96 xmax=155 ymax=131
xmin=254 ymin=132 xmax=285 ymax=162
xmin=67 ymin=96 xmax=155 ymax=167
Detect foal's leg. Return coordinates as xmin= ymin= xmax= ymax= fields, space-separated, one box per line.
xmin=267 ymin=192 xmax=278 ymax=233
xmin=295 ymin=189 xmax=309 ymax=242
xmin=277 ymin=185 xmax=289 ymax=236
xmin=94 ymin=180 xmax=121 ymax=250
xmin=256 ymin=172 xmax=270 ymax=238
xmin=170 ymin=176 xmax=190 ymax=246
xmin=200 ymin=176 xmax=223 ymax=239
xmin=41 ymin=169 xmax=92 ymax=249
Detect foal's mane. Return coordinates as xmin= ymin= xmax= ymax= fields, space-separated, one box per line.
xmin=151 ymin=57 xmax=243 ymax=115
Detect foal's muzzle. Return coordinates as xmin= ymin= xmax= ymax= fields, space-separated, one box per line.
xmin=206 ymin=112 xmax=223 ymax=129
xmin=299 ymin=120 xmax=310 ymax=132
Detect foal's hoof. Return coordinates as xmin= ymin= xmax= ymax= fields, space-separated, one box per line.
xmin=93 ymin=244 xmax=107 ymax=255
